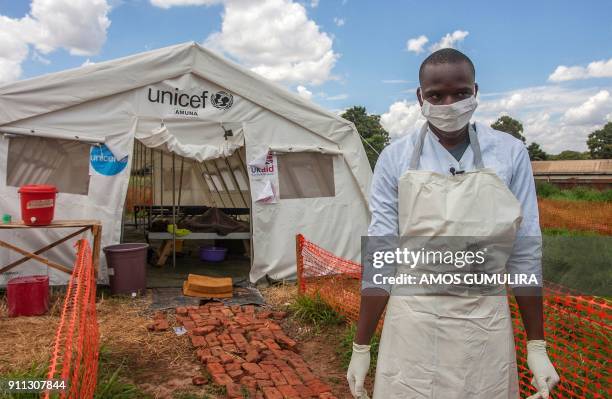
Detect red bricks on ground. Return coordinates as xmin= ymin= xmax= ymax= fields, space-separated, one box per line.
xmin=294 ymin=384 xmax=315 ymax=399
xmin=262 ymin=386 xmax=283 ymax=399
xmin=225 ymin=382 xmax=243 ymax=398
xmin=170 ymin=302 xmax=338 ymax=398
xmin=270 ymin=372 xmax=288 ymax=387
xmin=306 ymin=379 xmax=332 ymax=395
xmin=277 ymin=384 xmax=300 ymax=399
xmin=242 ymin=362 xmax=264 ymax=375
xmin=206 ymin=362 xmax=225 ymax=375
xmin=190 ymin=335 xmax=206 ymax=348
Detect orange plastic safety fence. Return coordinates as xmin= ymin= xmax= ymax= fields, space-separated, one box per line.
xmin=44 ymin=239 xmax=99 ymax=399
xmin=538 ymin=198 xmax=612 ymax=235
xmin=296 ymin=234 xmax=612 ymax=399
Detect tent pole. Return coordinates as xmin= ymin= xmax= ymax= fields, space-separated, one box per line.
xmin=202 ymin=161 xmax=228 ymax=208
xmin=140 ymin=141 xmax=145 ymax=231
xmin=210 ymin=159 xmax=237 ymax=208
xmin=172 ymin=152 xmax=176 ymax=269
xmin=149 ymin=147 xmax=154 ymax=231
xmin=223 ymin=156 xmax=248 ymax=208
xmin=178 ymin=157 xmax=184 ymax=208
xmin=236 ymin=148 xmax=252 ymax=207
xmin=160 ymin=150 xmax=164 ymax=217
xmin=194 ymin=162 xmax=218 ymax=207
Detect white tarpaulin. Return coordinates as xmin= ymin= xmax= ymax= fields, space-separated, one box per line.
xmin=0 ymin=42 xmax=372 ymax=285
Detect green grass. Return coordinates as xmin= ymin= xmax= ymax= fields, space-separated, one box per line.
xmin=542 ymin=235 xmax=611 ymax=295
xmin=542 ymin=227 xmax=600 ymax=236
xmin=289 ymin=293 xmax=345 ymax=329
xmin=0 ymin=363 xmax=47 ymax=399
xmin=337 ymin=324 xmax=380 ymax=376
xmin=0 ymin=347 xmax=151 ymax=399
xmin=536 ymin=182 xmax=612 ymax=202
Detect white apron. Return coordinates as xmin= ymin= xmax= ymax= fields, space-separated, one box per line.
xmin=372 ymin=123 xmax=522 ymax=399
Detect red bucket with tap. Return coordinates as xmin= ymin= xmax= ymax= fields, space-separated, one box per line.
xmin=18 ymin=184 xmax=58 ymax=225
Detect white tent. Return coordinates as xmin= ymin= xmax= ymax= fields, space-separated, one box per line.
xmin=0 ymin=42 xmax=372 ymax=285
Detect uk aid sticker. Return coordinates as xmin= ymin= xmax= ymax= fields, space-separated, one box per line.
xmin=90 ymin=145 xmax=128 ymax=176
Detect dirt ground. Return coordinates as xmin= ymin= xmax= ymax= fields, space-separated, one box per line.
xmin=0 ymin=283 xmax=373 ymax=398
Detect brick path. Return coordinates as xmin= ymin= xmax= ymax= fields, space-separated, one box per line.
xmin=173 ymin=302 xmax=338 ymax=399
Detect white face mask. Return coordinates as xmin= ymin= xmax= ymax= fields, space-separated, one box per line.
xmin=420 ymin=94 xmax=478 ymax=133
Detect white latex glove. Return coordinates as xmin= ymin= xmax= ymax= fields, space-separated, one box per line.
xmin=347 ymin=342 xmax=371 ymax=399
xmin=526 ymin=340 xmax=560 ymax=399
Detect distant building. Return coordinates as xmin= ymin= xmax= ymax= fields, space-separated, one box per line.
xmin=531 ymin=160 xmax=612 ymax=189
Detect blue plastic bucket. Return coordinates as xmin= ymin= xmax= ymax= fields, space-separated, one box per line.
xmin=199 ymin=246 xmax=228 ymax=262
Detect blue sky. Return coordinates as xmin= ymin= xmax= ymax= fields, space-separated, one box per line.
xmin=1 ymin=0 xmax=611 ymax=153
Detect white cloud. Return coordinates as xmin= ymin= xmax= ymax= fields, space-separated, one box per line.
xmin=380 ymin=100 xmax=425 ymax=139
xmin=548 ymin=58 xmax=612 ymax=81
xmin=333 ymin=17 xmax=345 ymax=27
xmin=204 ymin=0 xmax=338 ymax=85
xmin=429 ymin=30 xmax=469 ymax=52
xmin=296 ymin=85 xmax=312 ymax=100
xmin=562 ymin=90 xmax=611 ymax=125
xmin=406 ymin=35 xmax=428 ymax=54
xmin=382 ymin=79 xmax=411 ymax=84
xmin=310 ymin=0 xmax=319 ymax=7
xmin=381 ymin=85 xmax=612 ymax=152
xmin=475 ymin=85 xmax=612 ymax=152
xmin=150 ymin=0 xmax=221 ymax=8
xmin=0 ymin=0 xmax=111 ymax=83
xmin=325 ymin=93 xmax=348 ymax=100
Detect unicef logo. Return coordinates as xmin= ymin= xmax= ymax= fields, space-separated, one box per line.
xmin=211 ymin=91 xmax=233 ymax=110
xmin=90 ymin=145 xmax=128 ymax=176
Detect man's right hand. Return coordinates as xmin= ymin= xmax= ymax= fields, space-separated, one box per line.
xmin=346 ymin=342 xmax=371 ymax=398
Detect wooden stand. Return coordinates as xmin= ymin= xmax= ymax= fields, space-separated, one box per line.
xmin=0 ymin=220 xmax=102 ymax=277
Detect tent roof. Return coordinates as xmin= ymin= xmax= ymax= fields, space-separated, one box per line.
xmin=532 ymin=160 xmax=612 ymax=175
xmin=0 ymin=42 xmax=353 ymax=136
xmin=0 ymin=42 xmax=372 ymax=203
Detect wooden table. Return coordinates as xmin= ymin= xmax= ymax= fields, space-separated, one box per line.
xmin=0 ymin=220 xmax=102 ymax=277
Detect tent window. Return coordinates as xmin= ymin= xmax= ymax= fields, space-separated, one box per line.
xmin=211 ymin=174 xmax=225 ymax=191
xmin=202 ymin=173 xmax=216 ymax=192
xmin=233 ymin=169 xmax=249 ymax=191
xmin=277 ymin=152 xmax=335 ymax=199
xmin=6 ymin=136 xmax=90 ymax=195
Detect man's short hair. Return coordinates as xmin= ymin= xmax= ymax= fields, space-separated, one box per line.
xmin=419 ymin=48 xmax=476 ymax=83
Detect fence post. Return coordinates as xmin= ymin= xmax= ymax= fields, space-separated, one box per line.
xmin=295 ymin=234 xmax=305 ymax=294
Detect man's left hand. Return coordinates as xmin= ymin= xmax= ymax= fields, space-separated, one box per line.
xmin=526 ymin=340 xmax=560 ymax=399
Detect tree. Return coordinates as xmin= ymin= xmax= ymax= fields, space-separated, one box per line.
xmin=341 ymin=106 xmax=390 ymax=168
xmin=549 ymin=150 xmax=590 ymax=160
xmin=491 ymin=115 xmax=526 ymax=143
xmin=527 ymin=142 xmax=548 ymax=161
xmin=587 ymin=122 xmax=612 ymax=159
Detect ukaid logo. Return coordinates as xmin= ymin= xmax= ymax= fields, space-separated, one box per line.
xmin=90 ymin=145 xmax=128 ymax=176
xmin=147 ymin=87 xmax=234 ymax=118
xmin=250 ymin=152 xmax=275 ymax=176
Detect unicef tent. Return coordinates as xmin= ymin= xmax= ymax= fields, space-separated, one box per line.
xmin=0 ymin=42 xmax=372 ymax=285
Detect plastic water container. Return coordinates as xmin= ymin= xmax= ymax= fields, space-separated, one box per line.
xmin=199 ymin=246 xmax=228 ymax=262
xmin=103 ymin=243 xmax=149 ymax=295
xmin=7 ymin=275 xmax=50 ymax=317
xmin=18 ymin=184 xmax=58 ymax=225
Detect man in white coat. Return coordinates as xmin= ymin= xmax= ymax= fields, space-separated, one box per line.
xmin=346 ymin=49 xmax=559 ymax=399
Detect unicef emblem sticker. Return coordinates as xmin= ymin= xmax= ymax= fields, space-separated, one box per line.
xmin=90 ymin=145 xmax=128 ymax=176
xmin=211 ymin=91 xmax=234 ymax=110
